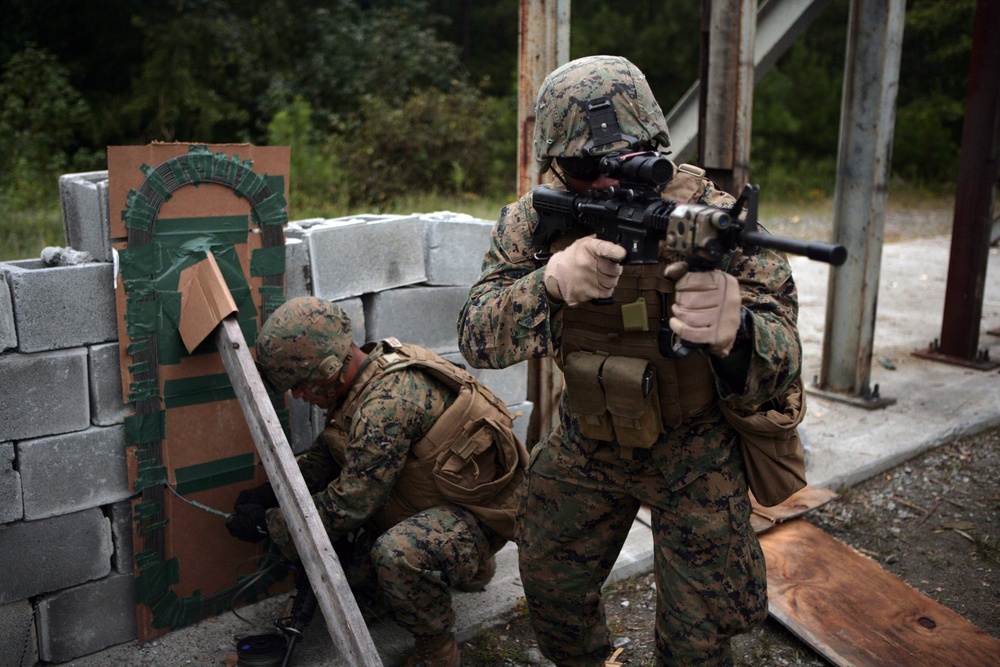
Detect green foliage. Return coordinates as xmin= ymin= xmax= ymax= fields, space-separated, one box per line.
xmin=327 ymin=88 xmax=506 ymax=207
xmin=266 ymin=96 xmax=347 ymax=217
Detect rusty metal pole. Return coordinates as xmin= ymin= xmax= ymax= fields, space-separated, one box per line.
xmin=913 ymin=0 xmax=1000 ymax=370
xmin=698 ymin=0 xmax=756 ymax=196
xmin=816 ymin=0 xmax=904 ymax=407
xmin=518 ymin=0 xmax=569 ymax=444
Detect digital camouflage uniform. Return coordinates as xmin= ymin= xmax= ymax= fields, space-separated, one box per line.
xmin=458 ymin=56 xmax=801 ymax=666
xmin=263 ymin=339 xmax=507 ymax=642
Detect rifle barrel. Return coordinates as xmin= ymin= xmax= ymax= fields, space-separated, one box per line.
xmin=742 ymin=230 xmax=847 ymax=266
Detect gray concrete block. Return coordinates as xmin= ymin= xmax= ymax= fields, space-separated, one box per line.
xmin=285 ymin=237 xmax=311 ymax=298
xmin=440 ymin=353 xmax=528 ymax=406
xmin=89 ymin=342 xmax=131 ymax=426
xmin=18 ymin=425 xmax=129 ymax=521
xmin=421 ymin=212 xmax=494 ymax=286
xmin=363 ymin=286 xmax=468 ymax=354
xmin=59 ymin=170 xmax=113 ymax=261
xmin=308 ymin=215 xmax=427 ymax=300
xmin=3 ymin=259 xmax=117 ymax=353
xmin=506 ymin=401 xmax=535 ymax=449
xmin=36 ymin=572 xmax=137 ymax=663
xmin=0 ymin=509 xmax=113 ymax=603
xmin=0 ymin=600 xmax=37 ymax=667
xmin=108 ymin=500 xmax=134 ymax=575
xmin=0 ymin=348 xmax=90 ymax=442
xmin=0 ymin=271 xmax=15 ymax=352
xmin=333 ymin=297 xmax=365 ymax=344
xmin=0 ymin=442 xmax=22 ymax=524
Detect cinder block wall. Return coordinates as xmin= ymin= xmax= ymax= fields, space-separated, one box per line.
xmin=0 ymin=171 xmax=531 ymax=664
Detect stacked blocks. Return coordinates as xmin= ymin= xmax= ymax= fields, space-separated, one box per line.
xmin=0 ymin=170 xmax=531 ymax=662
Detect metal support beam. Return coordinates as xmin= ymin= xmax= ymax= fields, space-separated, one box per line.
xmin=668 ymin=0 xmax=832 ymax=164
xmin=698 ymin=0 xmax=756 ymax=196
xmin=913 ymin=0 xmax=1000 ymax=371
xmin=817 ymin=0 xmax=905 ymax=406
xmin=517 ymin=0 xmax=569 ymax=444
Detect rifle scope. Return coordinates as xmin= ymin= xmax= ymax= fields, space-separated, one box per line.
xmin=599 ymin=152 xmax=675 ymax=186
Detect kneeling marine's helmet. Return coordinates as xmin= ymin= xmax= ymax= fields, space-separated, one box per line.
xmin=256 ymin=297 xmax=353 ymax=393
xmin=533 ymin=55 xmax=671 ymax=174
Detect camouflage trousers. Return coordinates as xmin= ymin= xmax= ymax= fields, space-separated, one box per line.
xmin=518 ymin=406 xmax=767 ymax=667
xmin=273 ymin=503 xmax=502 ymax=639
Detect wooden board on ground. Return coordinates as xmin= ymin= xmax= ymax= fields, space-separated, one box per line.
xmin=760 ymin=519 xmax=1000 ymax=667
xmin=750 ymin=486 xmax=839 ymax=534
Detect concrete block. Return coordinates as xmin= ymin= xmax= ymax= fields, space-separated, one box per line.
xmin=0 ymin=509 xmax=113 ymax=603
xmin=36 ymin=572 xmax=137 ymax=663
xmin=285 ymin=237 xmax=311 ymax=298
xmin=108 ymin=500 xmax=134 ymax=575
xmin=506 ymin=401 xmax=535 ymax=449
xmin=89 ymin=342 xmax=131 ymax=426
xmin=363 ymin=285 xmax=468 ymax=354
xmin=3 ymin=259 xmax=117 ymax=353
xmin=0 ymin=271 xmax=15 ymax=352
xmin=307 ymin=215 xmax=426 ymax=300
xmin=18 ymin=425 xmax=129 ymax=521
xmin=333 ymin=296 xmax=365 ymax=344
xmin=59 ymin=170 xmax=113 ymax=261
xmin=0 ymin=600 xmax=37 ymax=667
xmin=0 ymin=442 xmax=22 ymax=524
xmin=0 ymin=348 xmax=90 ymax=442
xmin=421 ymin=212 xmax=494 ymax=286
xmin=440 ymin=353 xmax=528 ymax=406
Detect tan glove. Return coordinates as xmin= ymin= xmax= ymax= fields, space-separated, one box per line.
xmin=544 ymin=235 xmax=627 ymax=307
xmin=667 ymin=261 xmax=743 ymax=357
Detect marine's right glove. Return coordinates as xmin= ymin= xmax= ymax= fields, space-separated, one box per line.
xmin=543 ymin=234 xmax=627 ymax=307
xmin=235 ymin=482 xmax=279 ymax=511
xmin=226 ymin=503 xmax=269 ymax=543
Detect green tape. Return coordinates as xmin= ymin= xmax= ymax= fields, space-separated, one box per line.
xmin=251 ymin=191 xmax=288 ymax=227
xmin=135 ymin=458 xmax=168 ymax=492
xmin=140 ymin=163 xmax=173 ymax=201
xmin=134 ymin=500 xmax=162 ymax=521
xmin=128 ymin=379 xmax=158 ymax=403
xmin=163 ymin=373 xmax=236 ymax=409
xmin=135 ymin=555 xmax=180 ymax=604
xmin=153 ymin=216 xmax=249 ymax=249
xmin=125 ymin=411 xmax=166 ymax=445
xmin=174 ymin=453 xmax=255 ymax=495
xmin=250 ymin=245 xmax=285 ymax=277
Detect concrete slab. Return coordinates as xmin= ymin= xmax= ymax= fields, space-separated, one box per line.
xmin=59 ymin=170 xmax=113 ymax=262
xmin=0 ymin=271 xmax=15 ymax=352
xmin=421 ymin=213 xmax=494 ymax=286
xmin=36 ymin=572 xmax=137 ymax=663
xmin=364 ymin=285 xmax=469 ymax=354
xmin=0 ymin=442 xmax=23 ymax=524
xmin=0 ymin=348 xmax=90 ymax=442
xmin=88 ymin=342 xmax=132 ymax=426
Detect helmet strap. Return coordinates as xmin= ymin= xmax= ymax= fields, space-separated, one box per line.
xmin=581 ymin=96 xmax=640 ymax=156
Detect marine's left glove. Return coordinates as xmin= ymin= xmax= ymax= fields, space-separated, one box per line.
xmin=666 ymin=261 xmax=743 ymax=358
xmin=226 ymin=504 xmax=269 ymax=543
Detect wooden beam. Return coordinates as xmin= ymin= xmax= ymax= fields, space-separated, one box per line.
xmin=214 ymin=316 xmax=383 ymax=666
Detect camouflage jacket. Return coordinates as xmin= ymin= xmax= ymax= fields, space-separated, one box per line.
xmin=266 ymin=344 xmax=456 ymax=546
xmin=458 ymin=173 xmax=802 ymax=412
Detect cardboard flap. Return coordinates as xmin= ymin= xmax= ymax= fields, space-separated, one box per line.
xmin=178 ymin=253 xmax=238 ymax=352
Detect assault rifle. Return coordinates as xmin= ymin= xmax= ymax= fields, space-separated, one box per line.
xmin=532 ymin=151 xmax=846 ymax=270
xmin=531 ymin=151 xmax=847 ymax=355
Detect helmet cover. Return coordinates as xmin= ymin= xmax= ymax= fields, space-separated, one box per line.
xmin=256 ymin=297 xmax=353 ymax=393
xmin=533 ymin=55 xmax=671 ymax=174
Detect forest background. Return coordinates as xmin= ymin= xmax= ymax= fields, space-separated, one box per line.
xmin=0 ymin=0 xmax=977 ymax=260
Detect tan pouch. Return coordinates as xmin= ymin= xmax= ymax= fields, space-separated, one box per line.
xmin=602 ymin=356 xmax=662 ymax=449
xmin=563 ymin=351 xmax=615 ymax=441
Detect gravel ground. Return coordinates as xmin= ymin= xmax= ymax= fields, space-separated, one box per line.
xmin=461 ymin=424 xmax=1000 ymax=667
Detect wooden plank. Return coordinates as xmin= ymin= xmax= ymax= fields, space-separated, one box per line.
xmin=750 ymin=485 xmax=839 ymax=534
xmin=760 ymin=519 xmax=1000 ymax=667
xmin=215 ymin=316 xmax=383 ymax=667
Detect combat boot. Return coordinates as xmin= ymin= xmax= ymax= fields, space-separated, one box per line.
xmin=456 ymin=554 xmax=496 ymax=593
xmin=404 ymin=633 xmax=460 ymax=667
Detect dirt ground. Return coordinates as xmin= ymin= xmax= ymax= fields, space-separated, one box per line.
xmin=459 ymin=424 xmax=1000 ymax=666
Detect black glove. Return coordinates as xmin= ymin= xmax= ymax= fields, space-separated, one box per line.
xmin=235 ymin=482 xmax=279 ymax=511
xmin=226 ymin=503 xmax=269 ymax=543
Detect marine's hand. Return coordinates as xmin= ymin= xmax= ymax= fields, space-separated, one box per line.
xmin=235 ymin=482 xmax=278 ymax=511
xmin=667 ymin=262 xmax=742 ymax=357
xmin=544 ymin=235 xmax=627 ymax=306
xmin=226 ymin=504 xmax=269 ymax=543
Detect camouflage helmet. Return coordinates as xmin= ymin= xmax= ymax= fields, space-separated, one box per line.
xmin=256 ymin=297 xmax=353 ymax=393
xmin=533 ymin=55 xmax=671 ymax=174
